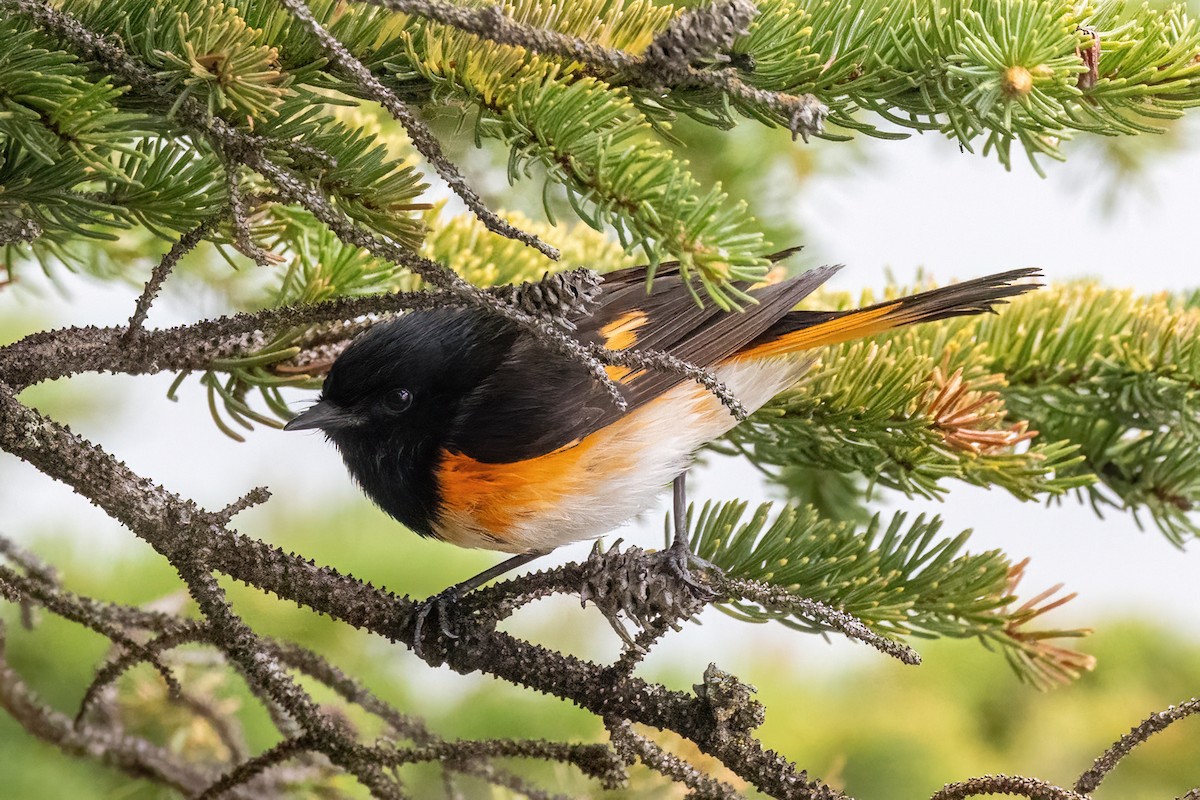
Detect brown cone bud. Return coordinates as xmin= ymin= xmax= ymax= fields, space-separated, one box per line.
xmin=1002 ymin=65 xmax=1034 ymax=96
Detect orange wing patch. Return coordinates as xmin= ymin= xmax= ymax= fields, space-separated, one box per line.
xmin=600 ymin=311 xmax=648 ymax=350
xmin=605 ymin=366 xmax=647 ymax=383
xmin=435 ymin=437 xmax=598 ymax=549
xmin=600 ymin=311 xmax=649 ymax=383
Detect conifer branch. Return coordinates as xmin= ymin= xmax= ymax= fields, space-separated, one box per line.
xmin=688 ymin=501 xmax=1091 ymax=687
xmin=368 ymin=0 xmax=828 ymax=139
xmin=724 ymin=279 xmax=1200 ymax=542
xmin=277 ymin=0 xmax=561 ymax=261
xmin=695 ymin=0 xmax=1200 ymax=170
xmin=0 ymin=384 xmax=848 ymax=798
xmin=371 ymin=0 xmax=785 ymax=303
xmin=722 ymin=318 xmax=1085 ymax=504
xmin=2 ymin=0 xmax=1198 ymax=794
xmin=983 ymin=284 xmax=1200 ymax=542
xmin=0 ymin=297 xmax=1193 ymax=794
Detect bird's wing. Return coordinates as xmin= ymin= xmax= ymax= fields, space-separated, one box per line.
xmin=446 ymin=260 xmax=840 ymax=463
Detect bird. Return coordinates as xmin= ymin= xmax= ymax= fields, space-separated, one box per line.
xmin=285 ymin=257 xmax=1040 ymax=614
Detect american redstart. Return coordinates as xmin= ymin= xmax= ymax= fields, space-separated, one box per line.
xmin=286 ymin=258 xmax=1040 ymax=597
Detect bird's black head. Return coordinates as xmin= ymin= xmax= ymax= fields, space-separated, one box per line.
xmin=285 ymin=308 xmax=518 ymax=536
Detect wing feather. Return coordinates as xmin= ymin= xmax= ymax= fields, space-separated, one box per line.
xmin=448 ymin=260 xmax=839 ymax=463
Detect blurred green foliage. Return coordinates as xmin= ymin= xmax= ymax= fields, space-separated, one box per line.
xmin=2 ymin=490 xmax=1198 ymax=798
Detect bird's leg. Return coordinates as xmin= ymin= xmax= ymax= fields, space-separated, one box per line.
xmin=411 ymin=550 xmax=549 ymax=656
xmin=672 ymin=470 xmax=688 ymax=549
xmin=662 ymin=471 xmax=720 ymax=598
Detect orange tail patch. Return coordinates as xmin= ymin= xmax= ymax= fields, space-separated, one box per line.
xmin=736 ymin=302 xmax=904 ymax=359
xmin=735 ymin=268 xmax=1041 ymax=360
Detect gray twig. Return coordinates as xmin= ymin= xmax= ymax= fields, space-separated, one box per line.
xmin=224 ymin=165 xmax=279 ymax=268
xmin=0 ymin=630 xmax=230 ymax=796
xmin=75 ymin=621 xmax=211 ymax=728
xmin=262 ymin=637 xmax=580 ymax=796
xmin=607 ymin=716 xmax=744 ymax=800
xmin=1074 ymin=698 xmax=1200 ymax=794
xmin=0 ymin=565 xmax=184 ymax=701
xmin=371 ymin=738 xmax=625 ymax=788
xmin=589 ymin=343 xmax=749 ymax=419
xmin=0 ymin=533 xmax=59 ymax=586
xmin=215 ymin=486 xmax=273 ymax=524
xmin=931 ymin=775 xmax=1088 ymax=800
xmin=195 ymin=736 xmax=317 ymax=800
xmin=720 ymin=577 xmax=922 ymax=665
xmin=171 ymin=560 xmax=405 ymax=799
xmin=126 ymin=218 xmax=219 ymax=334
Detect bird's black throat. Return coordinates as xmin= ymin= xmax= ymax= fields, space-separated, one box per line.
xmin=330 ymin=426 xmax=443 ymax=538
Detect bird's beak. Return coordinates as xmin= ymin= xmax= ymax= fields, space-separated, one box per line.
xmin=284 ymin=400 xmax=353 ymax=432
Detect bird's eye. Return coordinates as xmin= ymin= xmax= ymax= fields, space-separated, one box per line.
xmin=385 ymin=388 xmax=413 ymax=412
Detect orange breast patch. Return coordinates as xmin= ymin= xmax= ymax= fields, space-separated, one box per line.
xmin=430 ymin=375 xmax=754 ymax=552
xmin=435 ymin=436 xmax=599 ymax=547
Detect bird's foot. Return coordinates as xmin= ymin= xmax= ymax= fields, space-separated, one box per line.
xmin=580 ymin=540 xmax=724 ymax=651
xmin=656 ymin=538 xmax=722 ymax=602
xmin=410 ymin=586 xmax=463 ymax=660
xmin=407 ymin=551 xmax=551 ymax=660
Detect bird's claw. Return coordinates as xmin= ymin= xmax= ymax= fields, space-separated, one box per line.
xmin=410 ymin=587 xmax=463 ymax=659
xmin=658 ymin=539 xmax=721 ymax=601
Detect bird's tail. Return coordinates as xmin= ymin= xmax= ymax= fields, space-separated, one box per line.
xmin=739 ymin=268 xmax=1042 ymax=359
